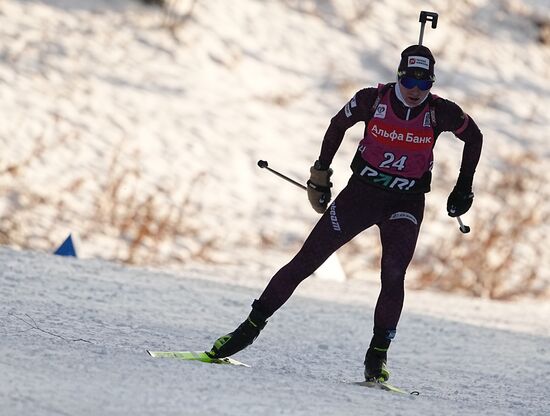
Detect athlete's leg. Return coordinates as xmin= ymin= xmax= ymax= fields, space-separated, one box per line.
xmin=257 ymin=177 xmax=384 ymax=316
xmin=209 ymin=178 xmax=386 ymax=359
xmin=364 ymin=195 xmax=424 ymax=380
xmin=374 ymin=198 xmax=424 ymax=329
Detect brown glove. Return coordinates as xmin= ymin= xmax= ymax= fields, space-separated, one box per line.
xmin=307 ymin=162 xmax=333 ymax=213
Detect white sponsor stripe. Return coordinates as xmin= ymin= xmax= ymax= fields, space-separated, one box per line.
xmin=345 ymin=103 xmax=352 ymax=117
xmin=389 ymin=212 xmax=418 ymax=225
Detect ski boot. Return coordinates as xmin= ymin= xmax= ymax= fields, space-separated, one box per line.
xmin=364 ymin=347 xmax=390 ymax=382
xmin=363 ymin=327 xmax=395 ymax=382
xmin=207 ymin=300 xmax=268 ymax=359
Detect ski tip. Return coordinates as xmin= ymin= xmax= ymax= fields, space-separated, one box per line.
xmin=146 ymin=350 xmax=153 ymax=357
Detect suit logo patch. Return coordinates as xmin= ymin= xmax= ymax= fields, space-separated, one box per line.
xmin=408 ymin=56 xmax=430 ymax=70
xmin=344 ymin=94 xmax=358 ymax=118
xmin=423 ymin=112 xmax=431 ymax=127
xmin=330 ymin=203 xmax=341 ymax=232
xmin=374 ymin=104 xmax=387 ymax=119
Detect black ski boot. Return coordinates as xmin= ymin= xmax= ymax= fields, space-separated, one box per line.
xmin=207 ymin=300 xmax=268 ymax=359
xmin=364 ymin=327 xmax=395 ymax=382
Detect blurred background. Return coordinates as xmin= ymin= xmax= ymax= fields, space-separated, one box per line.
xmin=0 ymin=0 xmax=548 ymax=299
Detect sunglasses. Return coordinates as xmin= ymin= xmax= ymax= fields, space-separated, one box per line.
xmin=399 ymin=76 xmax=433 ymax=91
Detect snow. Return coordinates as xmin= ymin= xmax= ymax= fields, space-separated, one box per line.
xmin=1 ymin=247 xmax=549 ymax=415
xmin=1 ymin=0 xmax=548 ymax=282
xmin=1 ymin=0 xmax=550 ymax=414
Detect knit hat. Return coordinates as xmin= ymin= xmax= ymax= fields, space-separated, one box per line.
xmin=398 ymin=45 xmax=436 ymax=81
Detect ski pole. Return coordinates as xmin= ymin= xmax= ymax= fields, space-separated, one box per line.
xmin=258 ymin=159 xmax=471 ymax=234
xmin=418 ymin=11 xmax=438 ymax=45
xmin=418 ymin=11 xmax=470 ymax=234
xmin=257 ymin=160 xmax=306 ymax=191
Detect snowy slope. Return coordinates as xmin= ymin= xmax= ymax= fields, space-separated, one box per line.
xmin=0 ymin=0 xmax=549 ymax=289
xmin=1 ymin=247 xmax=549 ymax=415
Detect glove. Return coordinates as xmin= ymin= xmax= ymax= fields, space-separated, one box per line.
xmin=447 ymin=175 xmax=474 ymax=217
xmin=307 ymin=161 xmax=333 ymax=213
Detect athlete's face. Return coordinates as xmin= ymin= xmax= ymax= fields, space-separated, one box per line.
xmin=398 ymin=82 xmax=431 ymax=107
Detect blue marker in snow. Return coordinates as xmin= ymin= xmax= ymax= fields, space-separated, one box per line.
xmin=54 ymin=234 xmax=77 ymax=257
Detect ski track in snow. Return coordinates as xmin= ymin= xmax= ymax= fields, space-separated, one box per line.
xmin=1 ymin=247 xmax=549 ymax=416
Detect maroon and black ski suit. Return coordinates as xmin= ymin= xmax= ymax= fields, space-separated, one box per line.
xmin=256 ymin=82 xmax=483 ymax=334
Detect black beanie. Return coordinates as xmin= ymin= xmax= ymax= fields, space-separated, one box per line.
xmin=398 ymin=45 xmax=436 ymax=81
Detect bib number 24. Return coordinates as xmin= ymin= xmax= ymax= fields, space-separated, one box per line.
xmin=379 ymin=152 xmax=407 ymax=171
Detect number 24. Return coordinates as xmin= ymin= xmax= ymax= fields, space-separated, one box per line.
xmin=379 ymin=152 xmax=407 ymax=171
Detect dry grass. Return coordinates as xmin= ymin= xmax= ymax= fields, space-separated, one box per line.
xmin=88 ymin=142 xmax=215 ymax=265
xmin=411 ymin=153 xmax=549 ymax=300
xmin=0 ymin=134 xmax=216 ymax=265
xmin=0 ymin=129 xmax=78 ymax=248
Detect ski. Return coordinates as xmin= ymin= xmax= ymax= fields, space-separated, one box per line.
xmin=146 ymin=350 xmax=250 ymax=367
xmin=353 ymin=380 xmax=420 ymax=396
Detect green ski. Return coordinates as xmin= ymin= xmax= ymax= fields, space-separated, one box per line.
xmin=353 ymin=380 xmax=419 ymax=395
xmin=146 ymin=350 xmax=250 ymax=367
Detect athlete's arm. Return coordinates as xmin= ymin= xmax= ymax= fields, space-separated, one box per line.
xmin=317 ymin=88 xmax=379 ymax=169
xmin=435 ymin=99 xmax=483 ymax=187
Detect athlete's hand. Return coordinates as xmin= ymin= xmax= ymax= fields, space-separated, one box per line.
xmin=307 ymin=161 xmax=333 ymax=213
xmin=447 ymin=178 xmax=474 ymax=217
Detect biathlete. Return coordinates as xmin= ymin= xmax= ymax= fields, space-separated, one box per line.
xmin=207 ymin=45 xmax=483 ymax=382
